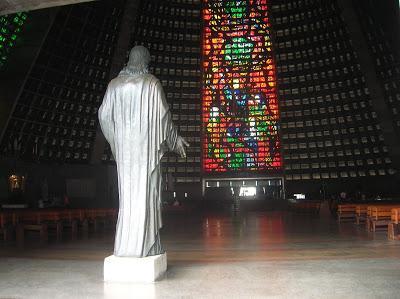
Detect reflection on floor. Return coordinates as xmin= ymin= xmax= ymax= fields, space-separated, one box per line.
xmin=1 ymin=206 xmax=400 ymax=298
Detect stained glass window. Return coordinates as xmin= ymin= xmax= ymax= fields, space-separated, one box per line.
xmin=0 ymin=12 xmax=27 ymax=69
xmin=202 ymin=0 xmax=281 ymax=173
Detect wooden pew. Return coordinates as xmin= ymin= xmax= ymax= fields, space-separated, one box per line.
xmin=16 ymin=209 xmax=82 ymax=244
xmin=61 ymin=209 xmax=82 ymax=239
xmin=337 ymin=204 xmax=357 ymax=222
xmin=0 ymin=211 xmax=17 ymax=241
xmin=388 ymin=208 xmax=400 ymax=240
xmin=355 ymin=204 xmax=368 ymax=224
xmin=37 ymin=210 xmax=64 ymax=241
xmin=365 ymin=205 xmax=375 ymax=231
xmin=43 ymin=209 xmax=87 ymax=239
xmin=71 ymin=209 xmax=89 ymax=235
xmin=16 ymin=210 xmax=48 ymax=245
xmin=85 ymin=209 xmax=103 ymax=232
xmin=83 ymin=208 xmax=117 ymax=233
xmin=104 ymin=208 xmax=118 ymax=226
xmin=367 ymin=205 xmax=400 ymax=232
xmin=9 ymin=208 xmax=118 ymax=245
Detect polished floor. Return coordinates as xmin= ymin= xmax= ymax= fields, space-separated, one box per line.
xmin=1 ymin=203 xmax=400 ymax=298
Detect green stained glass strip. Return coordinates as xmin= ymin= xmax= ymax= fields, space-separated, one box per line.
xmin=0 ymin=12 xmax=28 ymax=69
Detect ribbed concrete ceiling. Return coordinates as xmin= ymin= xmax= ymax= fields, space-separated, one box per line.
xmin=0 ymin=0 xmax=96 ymax=16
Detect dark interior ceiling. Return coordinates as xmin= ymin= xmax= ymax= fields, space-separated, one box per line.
xmin=0 ymin=0 xmax=96 ymax=16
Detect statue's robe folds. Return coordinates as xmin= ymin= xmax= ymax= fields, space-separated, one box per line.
xmin=98 ymin=73 xmax=177 ymax=257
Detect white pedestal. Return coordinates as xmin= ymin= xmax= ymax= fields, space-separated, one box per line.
xmin=104 ymin=253 xmax=167 ymax=283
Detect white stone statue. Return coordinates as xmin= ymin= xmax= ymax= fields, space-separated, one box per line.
xmin=98 ymin=46 xmax=188 ymax=257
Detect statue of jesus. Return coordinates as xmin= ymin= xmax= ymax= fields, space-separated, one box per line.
xmin=98 ymin=46 xmax=189 ymax=257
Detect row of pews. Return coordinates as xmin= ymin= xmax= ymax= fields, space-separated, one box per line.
xmin=0 ymin=208 xmax=117 ymax=245
xmin=337 ymin=203 xmax=400 ymax=239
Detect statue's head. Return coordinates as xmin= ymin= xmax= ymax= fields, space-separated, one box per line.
xmin=127 ymin=45 xmax=151 ymax=73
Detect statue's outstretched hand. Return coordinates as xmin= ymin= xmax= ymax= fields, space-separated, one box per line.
xmin=176 ymin=136 xmax=189 ymax=158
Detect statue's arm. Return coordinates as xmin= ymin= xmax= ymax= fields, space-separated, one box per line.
xmin=156 ymin=80 xmax=189 ymax=158
xmin=98 ymin=85 xmax=116 ymax=156
xmin=156 ymin=80 xmax=178 ymax=151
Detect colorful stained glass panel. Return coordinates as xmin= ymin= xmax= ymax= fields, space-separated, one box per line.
xmin=202 ymin=0 xmax=281 ymax=173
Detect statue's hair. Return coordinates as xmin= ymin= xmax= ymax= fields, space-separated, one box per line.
xmin=119 ymin=45 xmax=150 ymax=76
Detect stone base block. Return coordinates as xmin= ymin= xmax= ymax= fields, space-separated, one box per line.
xmin=104 ymin=253 xmax=167 ymax=283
